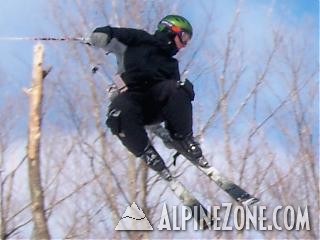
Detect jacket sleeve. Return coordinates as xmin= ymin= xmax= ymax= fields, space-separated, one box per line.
xmin=90 ymin=26 xmax=153 ymax=49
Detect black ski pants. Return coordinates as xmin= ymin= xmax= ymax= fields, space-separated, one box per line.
xmin=106 ymin=80 xmax=194 ymax=156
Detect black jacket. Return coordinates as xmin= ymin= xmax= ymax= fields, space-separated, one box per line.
xmin=92 ymin=26 xmax=181 ymax=90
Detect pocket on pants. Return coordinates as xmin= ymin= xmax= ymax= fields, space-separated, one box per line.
xmin=178 ymin=78 xmax=195 ymax=101
xmin=106 ymin=109 xmax=122 ymax=135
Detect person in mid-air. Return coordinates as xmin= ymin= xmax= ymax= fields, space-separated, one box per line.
xmin=90 ymin=15 xmax=208 ymax=181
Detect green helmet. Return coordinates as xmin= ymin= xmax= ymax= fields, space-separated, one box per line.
xmin=158 ymin=15 xmax=193 ymax=38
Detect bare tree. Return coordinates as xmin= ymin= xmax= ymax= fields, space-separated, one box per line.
xmin=1 ymin=1 xmax=317 ymax=239
xmin=27 ymin=44 xmax=50 ymax=239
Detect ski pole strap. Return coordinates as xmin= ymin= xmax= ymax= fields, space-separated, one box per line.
xmin=114 ymin=74 xmax=128 ymax=93
xmin=0 ymin=36 xmax=89 ymax=44
xmin=173 ymin=151 xmax=181 ymax=166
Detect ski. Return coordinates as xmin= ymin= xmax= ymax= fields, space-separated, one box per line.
xmin=148 ymin=124 xmax=259 ymax=206
xmin=164 ymin=176 xmax=213 ymax=229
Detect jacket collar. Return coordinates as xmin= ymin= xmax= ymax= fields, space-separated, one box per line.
xmin=153 ymin=30 xmax=179 ymax=56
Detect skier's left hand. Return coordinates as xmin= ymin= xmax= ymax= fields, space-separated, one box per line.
xmin=177 ymin=78 xmax=195 ymax=101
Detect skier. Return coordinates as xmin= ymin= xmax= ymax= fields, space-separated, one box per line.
xmin=90 ymin=15 xmax=208 ymax=181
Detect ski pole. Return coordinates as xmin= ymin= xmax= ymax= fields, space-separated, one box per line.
xmin=0 ymin=36 xmax=90 ymax=44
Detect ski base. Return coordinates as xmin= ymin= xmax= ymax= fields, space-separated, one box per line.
xmin=149 ymin=124 xmax=259 ymax=206
xmin=166 ymin=177 xmax=214 ymax=230
xmin=195 ymin=164 xmax=259 ymax=206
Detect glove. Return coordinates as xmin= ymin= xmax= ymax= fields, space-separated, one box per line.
xmin=177 ymin=78 xmax=195 ymax=101
xmin=90 ymin=26 xmax=113 ymax=50
xmin=79 ymin=37 xmax=92 ymax=46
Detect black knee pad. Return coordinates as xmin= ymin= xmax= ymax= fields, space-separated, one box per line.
xmin=106 ymin=108 xmax=122 ymax=136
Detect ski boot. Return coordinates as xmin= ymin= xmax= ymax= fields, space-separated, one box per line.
xmin=171 ymin=133 xmax=209 ymax=168
xmin=140 ymin=144 xmax=172 ymax=181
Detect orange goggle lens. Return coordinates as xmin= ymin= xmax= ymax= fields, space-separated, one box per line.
xmin=171 ymin=25 xmax=181 ymax=33
xmin=171 ymin=25 xmax=191 ymax=46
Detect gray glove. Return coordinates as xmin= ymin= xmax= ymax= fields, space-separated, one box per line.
xmin=90 ymin=32 xmax=110 ymax=49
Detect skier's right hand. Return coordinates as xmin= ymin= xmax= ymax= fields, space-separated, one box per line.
xmin=81 ymin=37 xmax=92 ymax=46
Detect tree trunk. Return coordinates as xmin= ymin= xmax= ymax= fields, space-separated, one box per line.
xmin=27 ymin=43 xmax=50 ymax=239
xmin=0 ymin=165 xmax=6 ymax=239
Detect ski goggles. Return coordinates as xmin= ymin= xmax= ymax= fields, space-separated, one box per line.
xmin=171 ymin=26 xmax=191 ymax=46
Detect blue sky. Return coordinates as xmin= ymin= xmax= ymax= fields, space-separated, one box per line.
xmin=0 ymin=0 xmax=318 ymax=144
xmin=0 ymin=1 xmax=318 ymax=238
xmin=0 ymin=0 xmax=318 ymax=80
xmin=0 ymin=0 xmax=318 ymax=134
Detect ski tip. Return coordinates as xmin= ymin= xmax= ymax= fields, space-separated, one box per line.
xmin=241 ymin=197 xmax=259 ymax=206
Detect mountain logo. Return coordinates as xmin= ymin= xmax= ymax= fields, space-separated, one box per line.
xmin=115 ymin=202 xmax=153 ymax=231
